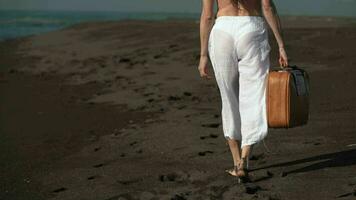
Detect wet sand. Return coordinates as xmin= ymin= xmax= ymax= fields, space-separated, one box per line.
xmin=0 ymin=16 xmax=356 ymax=200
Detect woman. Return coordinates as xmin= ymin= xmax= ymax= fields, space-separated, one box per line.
xmin=198 ymin=0 xmax=288 ymax=183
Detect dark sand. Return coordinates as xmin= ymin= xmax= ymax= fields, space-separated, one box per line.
xmin=0 ymin=16 xmax=356 ymax=200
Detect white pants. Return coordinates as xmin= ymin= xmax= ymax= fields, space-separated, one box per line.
xmin=208 ymin=16 xmax=271 ymax=148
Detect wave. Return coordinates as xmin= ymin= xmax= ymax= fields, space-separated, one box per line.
xmin=0 ymin=17 xmax=71 ymax=26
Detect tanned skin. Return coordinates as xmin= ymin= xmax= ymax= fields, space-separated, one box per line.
xmin=198 ymin=0 xmax=288 ymax=177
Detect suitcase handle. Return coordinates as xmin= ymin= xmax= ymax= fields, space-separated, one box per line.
xmin=278 ymin=65 xmax=298 ymax=71
xmin=277 ymin=65 xmax=310 ymax=96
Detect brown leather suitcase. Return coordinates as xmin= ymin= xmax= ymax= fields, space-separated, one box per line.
xmin=267 ymin=65 xmax=310 ymax=128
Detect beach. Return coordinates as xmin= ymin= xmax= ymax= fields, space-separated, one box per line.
xmin=1 ymin=16 xmax=356 ymax=200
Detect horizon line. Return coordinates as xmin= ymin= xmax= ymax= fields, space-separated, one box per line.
xmin=1 ymin=8 xmax=356 ymax=19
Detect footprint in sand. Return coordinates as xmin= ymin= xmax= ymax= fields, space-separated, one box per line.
xmin=158 ymin=171 xmax=190 ymax=183
xmin=138 ymin=191 xmax=157 ymax=200
xmin=129 ymin=141 xmax=138 ymax=146
xmin=141 ymin=71 xmax=156 ymax=76
xmin=159 ymin=173 xmax=178 ymax=182
xmin=279 ymin=171 xmax=288 ymax=177
xmin=200 ymin=133 xmax=219 ymax=140
xmin=169 ymin=44 xmax=178 ymax=48
xmin=93 ymin=147 xmax=101 ymax=152
xmin=171 ymin=193 xmax=190 ymax=200
xmin=87 ymin=175 xmax=97 ymax=180
xmin=168 ymin=44 xmax=179 ymax=51
xmin=8 ymin=68 xmax=19 ymax=74
xmin=143 ymin=92 xmax=155 ymax=97
xmin=93 ymin=163 xmax=105 ymax=168
xmin=153 ymin=54 xmax=163 ymax=59
xmin=177 ymin=105 xmax=187 ymax=110
xmin=104 ymin=193 xmax=134 ymax=200
xmin=117 ymin=178 xmax=143 ymax=185
xmin=201 ymin=123 xmax=220 ymax=128
xmin=114 ymin=75 xmax=127 ymax=80
xmin=183 ymin=91 xmax=192 ymax=96
xmin=52 ymin=187 xmax=67 ymax=193
xmin=147 ymin=98 xmax=155 ymax=103
xmin=118 ymin=57 xmax=131 ymax=63
xmin=198 ymin=150 xmax=214 ymax=156
xmin=167 ymin=95 xmax=181 ymax=101
xmin=191 ymin=96 xmax=201 ymax=102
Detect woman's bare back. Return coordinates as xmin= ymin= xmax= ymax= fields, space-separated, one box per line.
xmin=216 ymin=0 xmax=262 ymax=17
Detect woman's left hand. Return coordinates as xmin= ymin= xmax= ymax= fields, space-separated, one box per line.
xmin=279 ymin=47 xmax=289 ymax=67
xmin=198 ymin=56 xmax=212 ymax=79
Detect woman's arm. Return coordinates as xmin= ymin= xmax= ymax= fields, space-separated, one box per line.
xmin=262 ymin=0 xmax=288 ymax=67
xmin=262 ymin=0 xmax=283 ymax=48
xmin=198 ymin=0 xmax=215 ymax=79
xmin=200 ymin=0 xmax=215 ymax=57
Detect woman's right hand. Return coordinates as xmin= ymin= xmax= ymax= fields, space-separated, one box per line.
xmin=279 ymin=47 xmax=289 ymax=67
xmin=198 ymin=55 xmax=212 ymax=79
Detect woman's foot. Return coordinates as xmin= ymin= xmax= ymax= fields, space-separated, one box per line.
xmin=236 ymin=157 xmax=250 ymax=183
xmin=225 ymin=157 xmax=248 ymax=177
xmin=225 ymin=165 xmax=238 ymax=176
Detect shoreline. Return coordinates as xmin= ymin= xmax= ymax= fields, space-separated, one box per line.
xmin=1 ymin=15 xmax=356 ymax=42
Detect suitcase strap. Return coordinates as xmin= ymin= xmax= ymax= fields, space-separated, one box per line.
xmin=291 ymin=70 xmax=307 ymax=96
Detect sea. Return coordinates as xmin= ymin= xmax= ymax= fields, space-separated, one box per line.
xmin=1 ymin=7 xmax=356 ymax=41
xmin=0 ymin=10 xmax=200 ymax=41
